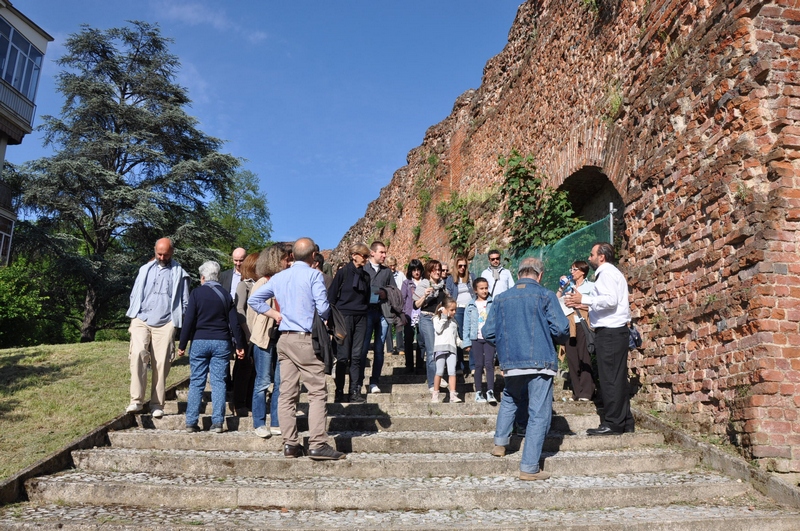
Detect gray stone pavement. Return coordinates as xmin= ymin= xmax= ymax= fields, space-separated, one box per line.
xmin=1 ymin=352 xmax=799 ymax=529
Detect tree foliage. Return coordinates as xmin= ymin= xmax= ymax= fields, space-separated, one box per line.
xmin=208 ymin=169 xmax=272 ymax=256
xmin=436 ymin=192 xmax=475 ymax=258
xmin=14 ymin=21 xmax=241 ymax=342
xmin=499 ymin=150 xmax=587 ymax=253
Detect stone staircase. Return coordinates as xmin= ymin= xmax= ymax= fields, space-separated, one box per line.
xmin=2 ymin=353 xmax=799 ymax=529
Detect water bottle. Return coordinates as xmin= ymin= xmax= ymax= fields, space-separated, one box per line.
xmin=559 ymin=274 xmax=576 ymax=293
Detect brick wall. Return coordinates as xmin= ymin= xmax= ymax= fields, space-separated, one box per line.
xmin=332 ymin=0 xmax=800 ymax=474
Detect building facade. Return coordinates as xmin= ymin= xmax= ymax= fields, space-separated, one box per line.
xmin=0 ymin=0 xmax=51 ymax=265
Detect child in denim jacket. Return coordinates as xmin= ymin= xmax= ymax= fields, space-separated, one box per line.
xmin=463 ymin=277 xmax=496 ymax=403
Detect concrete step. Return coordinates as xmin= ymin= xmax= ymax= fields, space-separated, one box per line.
xmin=108 ymin=428 xmax=666 ymax=454
xmin=160 ymin=401 xmax=601 ymax=430
xmin=71 ymin=446 xmax=698 ymax=478
xmin=137 ymin=412 xmax=503 ymax=432
xmin=133 ymin=411 xmax=602 ymax=433
xmin=3 ymin=502 xmax=798 ymax=530
xmin=25 ymin=469 xmax=752 ymax=511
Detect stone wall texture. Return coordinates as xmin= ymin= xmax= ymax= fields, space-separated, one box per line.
xmin=332 ymin=0 xmax=800 ymax=474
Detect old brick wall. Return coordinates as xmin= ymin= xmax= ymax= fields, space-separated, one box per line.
xmin=333 ymin=0 xmax=800 ymax=474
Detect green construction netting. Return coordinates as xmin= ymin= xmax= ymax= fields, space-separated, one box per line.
xmin=469 ymin=215 xmax=612 ymax=292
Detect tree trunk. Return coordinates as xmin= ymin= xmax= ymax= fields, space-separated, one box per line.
xmin=80 ymin=286 xmax=98 ymax=342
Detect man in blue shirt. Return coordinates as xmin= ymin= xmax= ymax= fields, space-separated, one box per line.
xmin=125 ymin=238 xmax=190 ymax=419
xmin=248 ymin=237 xmax=344 ymax=460
xmin=483 ymin=257 xmax=569 ymax=481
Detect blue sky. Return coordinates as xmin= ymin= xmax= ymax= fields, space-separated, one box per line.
xmin=10 ymin=1 xmax=522 ymax=250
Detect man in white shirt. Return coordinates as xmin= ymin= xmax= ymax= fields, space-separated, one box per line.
xmin=480 ymin=249 xmax=515 ymax=297
xmin=564 ymin=242 xmax=634 ymax=435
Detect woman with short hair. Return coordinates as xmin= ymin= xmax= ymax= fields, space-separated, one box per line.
xmin=413 ymin=259 xmax=447 ymax=390
xmin=179 ymin=261 xmax=246 ymax=433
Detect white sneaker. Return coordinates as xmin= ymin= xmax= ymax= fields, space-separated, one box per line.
xmin=151 ymin=408 xmax=164 ymax=419
xmin=450 ymin=393 xmax=462 ymax=403
xmin=270 ymin=426 xmax=282 ymax=436
xmin=369 ymin=384 xmax=381 ymax=394
xmin=125 ymin=403 xmax=143 ymax=414
xmin=431 ymin=391 xmax=440 ymax=403
xmin=254 ymin=426 xmax=272 ymax=439
xmin=475 ymin=392 xmax=487 ymax=403
xmin=486 ymin=390 xmax=497 ymax=404
xmin=439 ymin=380 xmax=449 ymax=389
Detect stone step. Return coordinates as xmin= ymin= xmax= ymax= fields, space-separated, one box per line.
xmin=71 ymin=446 xmax=698 ymax=478
xmin=134 ymin=411 xmax=603 ymax=433
xmin=25 ymin=469 xmax=752 ymax=511
xmin=108 ymin=428 xmax=666 ymax=454
xmin=160 ymin=402 xmax=601 ymax=430
xmin=136 ymin=412 xmax=493 ymax=432
xmin=3 ymin=502 xmax=798 ymax=530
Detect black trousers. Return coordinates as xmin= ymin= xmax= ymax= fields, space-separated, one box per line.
xmin=404 ymin=320 xmax=424 ymax=371
xmin=335 ymin=313 xmax=367 ymax=394
xmin=594 ymin=325 xmax=634 ymax=432
xmin=564 ymin=322 xmax=595 ymax=400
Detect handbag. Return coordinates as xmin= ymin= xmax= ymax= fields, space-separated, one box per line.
xmin=629 ymin=324 xmax=642 ymax=349
xmin=576 ymin=309 xmax=595 ymax=355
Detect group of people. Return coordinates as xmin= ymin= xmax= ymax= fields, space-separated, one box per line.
xmin=123 ymin=237 xmax=636 ymax=478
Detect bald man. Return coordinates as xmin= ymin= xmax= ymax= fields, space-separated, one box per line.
xmin=220 ymin=247 xmax=247 ymax=298
xmin=249 ymin=237 xmax=344 ymax=460
xmin=125 ymin=238 xmax=190 ymax=417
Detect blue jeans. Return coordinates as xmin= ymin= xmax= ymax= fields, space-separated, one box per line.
xmin=270 ymin=349 xmax=281 ymax=428
xmin=418 ymin=313 xmax=436 ymax=389
xmin=251 ymin=343 xmax=273 ymax=429
xmin=494 ymin=374 xmax=553 ymax=474
xmin=186 ymin=339 xmax=231 ymax=428
xmin=360 ymin=307 xmax=389 ymax=388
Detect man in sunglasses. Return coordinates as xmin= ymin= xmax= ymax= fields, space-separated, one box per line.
xmin=480 ymin=249 xmax=515 ymax=297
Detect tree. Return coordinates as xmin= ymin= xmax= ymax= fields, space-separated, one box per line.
xmin=208 ymin=169 xmax=272 ymax=256
xmin=15 ymin=22 xmax=239 ymax=342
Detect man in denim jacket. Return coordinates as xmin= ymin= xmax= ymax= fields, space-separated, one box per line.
xmin=482 ymin=257 xmax=569 ymax=481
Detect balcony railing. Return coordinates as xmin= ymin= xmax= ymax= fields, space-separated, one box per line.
xmin=0 ymin=77 xmax=34 ymax=127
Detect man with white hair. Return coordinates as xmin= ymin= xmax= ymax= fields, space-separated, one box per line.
xmin=125 ymin=238 xmax=190 ymax=418
xmin=483 ymin=257 xmax=569 ymax=481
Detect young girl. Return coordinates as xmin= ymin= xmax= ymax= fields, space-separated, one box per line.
xmin=462 ymin=277 xmax=496 ymax=403
xmin=431 ymin=296 xmax=462 ymax=403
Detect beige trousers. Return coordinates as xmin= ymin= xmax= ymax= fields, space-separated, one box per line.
xmin=128 ymin=318 xmax=175 ymax=409
xmin=276 ymin=332 xmax=329 ymax=449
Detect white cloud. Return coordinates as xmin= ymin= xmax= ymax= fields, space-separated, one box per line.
xmin=176 ymin=61 xmax=211 ymax=105
xmin=152 ymin=0 xmax=268 ymax=44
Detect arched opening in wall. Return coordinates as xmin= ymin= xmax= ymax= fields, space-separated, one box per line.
xmin=558 ymin=166 xmax=626 ymax=245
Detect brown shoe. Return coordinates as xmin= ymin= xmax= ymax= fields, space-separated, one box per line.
xmin=308 ymin=443 xmax=346 ymax=461
xmin=491 ymin=445 xmax=506 ymax=457
xmin=519 ymin=470 xmax=551 ymax=481
xmin=284 ymin=443 xmax=305 ymax=458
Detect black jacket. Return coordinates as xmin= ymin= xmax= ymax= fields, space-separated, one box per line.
xmin=328 ymin=261 xmax=370 ymax=316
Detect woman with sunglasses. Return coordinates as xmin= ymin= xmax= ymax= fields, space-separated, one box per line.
xmin=401 ymin=259 xmax=425 ymax=374
xmin=413 ymin=259 xmax=447 ymax=390
xmin=445 ymin=256 xmax=475 ymax=376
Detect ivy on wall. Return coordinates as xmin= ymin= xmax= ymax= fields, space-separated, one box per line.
xmin=499 ymin=149 xmax=587 ymax=252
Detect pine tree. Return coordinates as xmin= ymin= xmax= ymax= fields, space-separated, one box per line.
xmin=16 ymin=22 xmax=240 ymax=341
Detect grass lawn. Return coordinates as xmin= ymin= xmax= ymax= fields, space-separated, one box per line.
xmin=0 ymin=341 xmax=190 ymax=482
